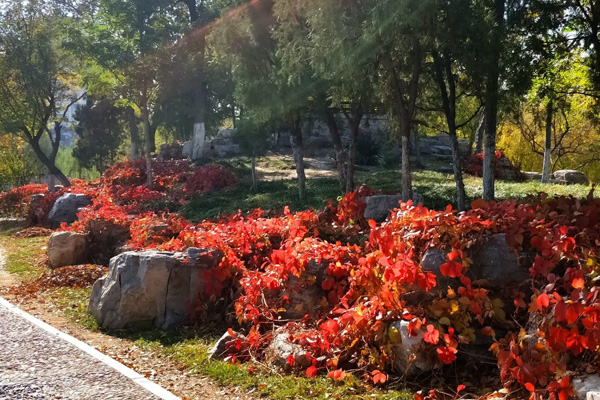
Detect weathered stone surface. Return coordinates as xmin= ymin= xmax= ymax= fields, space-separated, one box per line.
xmin=158 ymin=143 xmax=184 ymax=160
xmin=430 ymin=145 xmax=453 ymax=156
xmin=389 ymin=320 xmax=439 ymax=375
xmin=89 ymin=249 xmax=220 ymax=330
xmin=364 ymin=193 xmax=425 ymax=222
xmin=277 ymin=260 xmax=329 ymax=320
xmin=266 ymin=328 xmax=312 ymax=371
xmin=574 ymin=375 xmax=600 ymax=400
xmin=553 ymin=169 xmax=589 ymax=185
xmin=208 ymin=331 xmax=244 ymax=361
xmin=182 ymin=141 xmax=192 ymax=158
xmin=48 ymin=194 xmax=91 ymax=225
xmin=420 ymin=233 xmax=529 ymax=287
xmin=523 ymin=171 xmax=543 ymax=181
xmin=47 ymin=231 xmax=88 ymax=268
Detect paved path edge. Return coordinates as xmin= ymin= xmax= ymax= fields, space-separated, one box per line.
xmin=0 ymin=296 xmax=180 ymax=400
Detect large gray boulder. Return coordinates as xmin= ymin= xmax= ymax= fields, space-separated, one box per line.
xmin=48 ymin=193 xmax=91 ymax=225
xmin=89 ymin=248 xmax=220 ymax=330
xmin=47 ymin=231 xmax=89 ymax=268
xmin=574 ymin=375 xmax=600 ymax=399
xmin=364 ymin=193 xmax=425 ymax=222
xmin=388 ymin=320 xmax=440 ymax=375
xmin=421 ymin=233 xmax=529 ymax=287
xmin=265 ymin=328 xmax=312 ymax=371
xmin=182 ymin=141 xmax=192 ymax=158
xmin=553 ymin=169 xmax=589 ymax=185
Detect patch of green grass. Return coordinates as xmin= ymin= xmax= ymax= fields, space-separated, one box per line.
xmin=182 ymin=178 xmax=341 ymax=221
xmin=49 ymin=287 xmax=99 ymax=331
xmin=0 ymin=218 xmax=27 ymax=236
xmin=184 ymin=165 xmax=592 ymax=221
xmin=0 ymin=235 xmax=47 ymax=281
xmin=130 ymin=333 xmax=412 ymax=400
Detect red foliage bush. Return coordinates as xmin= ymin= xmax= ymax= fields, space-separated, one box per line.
xmin=463 ymin=149 xmax=526 ymax=181
xmin=133 ymin=191 xmax=600 ymax=399
xmin=184 ymin=164 xmax=237 ymax=195
xmin=0 ymin=184 xmax=47 ymax=217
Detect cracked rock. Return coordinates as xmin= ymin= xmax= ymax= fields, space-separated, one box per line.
xmin=89 ymin=249 xmax=220 ymax=330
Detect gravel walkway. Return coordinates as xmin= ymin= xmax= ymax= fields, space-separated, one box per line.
xmin=0 ymin=301 xmax=163 ymax=400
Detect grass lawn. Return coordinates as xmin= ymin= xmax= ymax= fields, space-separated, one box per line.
xmin=0 ymin=220 xmax=46 ymax=281
xmin=183 ymin=159 xmax=592 ymax=221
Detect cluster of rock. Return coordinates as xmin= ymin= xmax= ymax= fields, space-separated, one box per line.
xmin=523 ymin=169 xmax=589 ymax=185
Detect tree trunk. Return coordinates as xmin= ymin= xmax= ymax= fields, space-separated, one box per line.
xmin=432 ymin=50 xmax=467 ymax=211
xmin=29 ymin=139 xmax=71 ymax=187
xmin=450 ymin=133 xmax=466 ymax=211
xmin=142 ymin=106 xmax=153 ymax=189
xmin=482 ymin=0 xmax=505 ymax=202
xmin=188 ymin=2 xmax=208 ymax=161
xmin=475 ymin=108 xmax=485 ymax=154
xmin=251 ymin=155 xmax=258 ymax=193
xmin=324 ymin=109 xmax=346 ymax=193
xmin=401 ymin=132 xmax=413 ymax=202
xmin=126 ymin=106 xmax=141 ymax=159
xmin=292 ymin=118 xmax=307 ymax=201
xmin=413 ymin=126 xmax=423 ymax=169
xmin=483 ymin=99 xmax=497 ymax=201
xmin=346 ymin=108 xmax=363 ymax=193
xmin=542 ymin=99 xmax=553 ymax=183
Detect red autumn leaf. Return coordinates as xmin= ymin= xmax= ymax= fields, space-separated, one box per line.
xmin=447 ymin=250 xmax=460 ymax=261
xmin=525 ymin=383 xmax=535 ymax=392
xmin=320 ymin=319 xmax=340 ymax=335
xmin=456 ymin=384 xmax=466 ymax=393
xmin=436 ymin=346 xmax=458 ymax=364
xmin=372 ymin=370 xmax=387 ymax=384
xmin=423 ymin=324 xmax=440 ymax=344
xmin=440 ymin=262 xmax=462 ymax=278
xmin=572 ymin=277 xmax=585 ymax=289
xmin=287 ymin=354 xmax=295 ymax=366
xmin=328 ymin=369 xmax=346 ymax=381
xmin=306 ymin=366 xmax=318 ymax=378
xmin=536 ymin=293 xmax=550 ymax=311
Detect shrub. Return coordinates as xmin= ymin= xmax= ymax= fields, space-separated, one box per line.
xmin=463 ymin=149 xmax=526 ymax=181
xmin=184 ymin=164 xmax=237 ymax=195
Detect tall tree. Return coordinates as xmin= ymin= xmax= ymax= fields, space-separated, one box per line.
xmin=0 ymin=0 xmax=79 ymax=187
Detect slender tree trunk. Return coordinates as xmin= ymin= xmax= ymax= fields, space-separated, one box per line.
xmin=401 ymin=129 xmax=413 ymax=202
xmin=292 ymin=118 xmax=307 ymax=201
xmin=475 ymin=108 xmax=485 ymax=154
xmin=482 ymin=0 xmax=505 ymax=201
xmin=413 ymin=126 xmax=423 ymax=169
xmin=324 ymin=109 xmax=346 ymax=193
xmin=346 ymin=108 xmax=363 ymax=193
xmin=542 ymin=99 xmax=553 ymax=183
xmin=142 ymin=105 xmax=153 ymax=189
xmin=126 ymin=106 xmax=141 ymax=159
xmin=29 ymin=139 xmax=71 ymax=187
xmin=432 ymin=50 xmax=467 ymax=211
xmin=251 ymin=155 xmax=258 ymax=192
xmin=450 ymin=133 xmax=466 ymax=211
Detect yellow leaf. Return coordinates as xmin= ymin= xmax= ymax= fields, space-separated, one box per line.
xmin=388 ymin=326 xmax=402 ymax=343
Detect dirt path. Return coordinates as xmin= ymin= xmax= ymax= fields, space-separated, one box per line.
xmin=0 ymin=243 xmax=252 ymax=400
xmin=0 ymin=248 xmax=17 ymax=288
xmin=256 ymin=155 xmax=338 ymax=181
